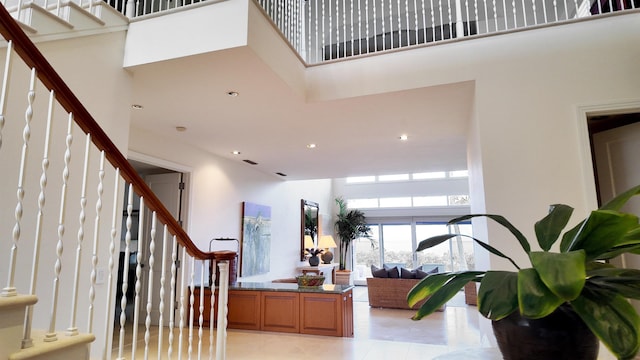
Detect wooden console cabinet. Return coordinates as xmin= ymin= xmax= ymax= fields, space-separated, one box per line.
xmin=189 ymin=282 xmax=353 ymax=337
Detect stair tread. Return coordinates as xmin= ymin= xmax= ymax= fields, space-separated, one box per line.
xmin=9 ymin=333 xmax=95 ymax=360
xmin=0 ymin=294 xmax=38 ymax=309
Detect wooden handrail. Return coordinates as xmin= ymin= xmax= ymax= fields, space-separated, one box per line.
xmin=0 ymin=4 xmax=212 ymax=260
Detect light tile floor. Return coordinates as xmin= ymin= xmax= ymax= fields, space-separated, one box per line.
xmin=113 ymin=286 xmax=619 ymax=359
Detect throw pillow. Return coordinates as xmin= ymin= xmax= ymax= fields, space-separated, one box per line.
xmin=385 ymin=265 xmax=400 ymax=278
xmin=400 ymin=267 xmax=416 ymax=279
xmin=371 ymin=265 xmax=388 ymax=278
xmin=415 ymin=269 xmax=429 ymax=279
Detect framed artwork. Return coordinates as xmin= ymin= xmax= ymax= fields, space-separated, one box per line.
xmin=240 ymin=202 xmax=272 ymax=277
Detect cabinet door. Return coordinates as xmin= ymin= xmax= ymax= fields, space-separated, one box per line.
xmin=260 ymin=292 xmax=300 ymax=333
xmin=300 ymin=292 xmax=343 ymax=336
xmin=226 ymin=290 xmax=261 ymax=330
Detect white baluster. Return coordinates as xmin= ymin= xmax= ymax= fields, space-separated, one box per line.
xmin=329 ymin=0 xmax=332 ymax=58
xmin=492 ymin=0 xmax=497 ymax=31
xmin=168 ymin=235 xmax=178 ymax=359
xmin=132 ymin=196 xmax=145 ymax=359
xmin=117 ymin=183 xmax=134 ymax=360
xmin=421 ymin=0 xmax=427 ymax=43
xmin=45 ymin=113 xmax=74 ymax=343
xmin=188 ymin=258 xmax=195 ymax=359
xmin=483 ymin=0 xmax=488 ymax=32
xmin=502 ymin=0 xmax=508 ymax=29
xmin=553 ymin=0 xmax=558 ymax=21
xmin=447 ymin=0 xmax=452 ymax=37
xmin=342 ymin=0 xmax=346 ymax=56
xmin=103 ymin=168 xmax=120 ymax=360
xmin=541 ymin=0 xmax=547 ymax=23
xmin=209 ymin=259 xmax=216 ymax=360
xmin=67 ymin=133 xmax=91 ymax=337
xmin=512 ymin=0 xmax=517 ymax=28
xmin=215 ymin=260 xmax=230 ymax=360
xmin=521 ymin=0 xmax=527 ymax=26
xmin=381 ymin=0 xmax=385 ymax=50
xmin=465 ymin=0 xmax=471 ymax=35
xmin=531 ymin=0 xmax=537 ymax=24
xmin=455 ymin=0 xmax=464 ymax=36
xmin=0 ymin=41 xmax=13 ymax=152
xmin=22 ymin=89 xmax=54 ymax=349
xmin=389 ymin=0 xmax=394 ymax=48
xmin=406 ymin=0 xmax=410 ymax=44
xmin=439 ymin=0 xmax=444 ymax=39
xmin=3 ymin=68 xmax=35 ymax=298
xmin=413 ymin=0 xmax=418 ymax=44
xmin=177 ymin=248 xmax=187 ymax=360
xmin=197 ymin=263 xmax=204 ymax=359
xmin=144 ymin=212 xmax=157 ymax=360
xmin=430 ymin=0 xmax=435 ymax=41
xmin=321 ymin=0 xmax=325 ymax=60
xmin=157 ymin=225 xmax=168 ymax=360
xmin=473 ymin=0 xmax=478 ymax=35
xmin=88 ymin=151 xmax=104 ymax=333
xmin=357 ymin=0 xmax=362 ymax=55
xmin=350 ymin=0 xmax=354 ymax=56
xmin=125 ymin=0 xmax=135 ymax=17
xmin=372 ymin=0 xmax=376 ymax=52
xmin=398 ymin=0 xmax=402 ymax=45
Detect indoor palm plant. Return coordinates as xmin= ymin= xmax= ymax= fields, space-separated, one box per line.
xmin=334 ymin=197 xmax=373 ymax=271
xmin=408 ymin=184 xmax=640 ymax=360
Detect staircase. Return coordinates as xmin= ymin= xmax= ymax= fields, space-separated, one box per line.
xmin=0 ymin=2 xmax=232 ymax=359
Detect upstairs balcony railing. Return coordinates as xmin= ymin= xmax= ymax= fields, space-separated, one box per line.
xmin=105 ymin=0 xmax=637 ymax=64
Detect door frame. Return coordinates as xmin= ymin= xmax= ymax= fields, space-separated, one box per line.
xmin=576 ymin=99 xmax=640 ymax=209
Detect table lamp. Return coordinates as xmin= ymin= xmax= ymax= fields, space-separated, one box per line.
xmin=318 ymin=235 xmax=337 ymax=264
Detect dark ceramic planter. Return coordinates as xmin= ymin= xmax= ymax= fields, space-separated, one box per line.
xmin=308 ymin=255 xmax=320 ymax=266
xmin=492 ymin=306 xmax=599 ymax=360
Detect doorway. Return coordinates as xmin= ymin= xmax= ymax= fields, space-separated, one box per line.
xmin=114 ymin=158 xmax=190 ymax=327
xmin=589 ymin=111 xmax=640 ymax=310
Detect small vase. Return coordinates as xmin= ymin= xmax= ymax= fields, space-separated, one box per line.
xmin=308 ymin=255 xmax=320 ymax=266
xmin=492 ymin=305 xmax=598 ymax=360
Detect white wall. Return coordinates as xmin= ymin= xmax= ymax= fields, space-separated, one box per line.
xmin=128 ymin=126 xmax=333 ymax=283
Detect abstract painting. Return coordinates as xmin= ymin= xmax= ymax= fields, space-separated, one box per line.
xmin=240 ymin=202 xmax=272 ymax=277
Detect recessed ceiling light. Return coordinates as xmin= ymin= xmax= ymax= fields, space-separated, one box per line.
xmin=306 ymin=143 xmax=317 ymax=149
xmin=132 ymin=104 xmax=144 ymax=109
xmin=399 ymin=134 xmax=408 ymax=141
xmin=227 ymin=91 xmax=239 ymax=97
xmin=232 ymin=150 xmax=241 ymax=155
xmin=175 ymin=126 xmax=187 ymax=132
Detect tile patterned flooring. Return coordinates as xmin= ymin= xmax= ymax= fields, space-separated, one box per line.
xmin=113 ymin=286 xmax=619 ymax=359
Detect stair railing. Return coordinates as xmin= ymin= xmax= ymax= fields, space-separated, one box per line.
xmin=0 ymin=3 xmax=231 ymax=359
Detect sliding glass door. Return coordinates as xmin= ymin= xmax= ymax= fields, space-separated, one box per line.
xmin=352 ymin=219 xmax=473 ymax=285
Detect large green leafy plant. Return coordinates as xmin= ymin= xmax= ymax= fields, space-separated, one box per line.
xmin=334 ymin=197 xmax=373 ymax=271
xmin=408 ymin=185 xmax=640 ymax=360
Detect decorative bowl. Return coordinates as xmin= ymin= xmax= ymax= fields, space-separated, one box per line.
xmin=296 ymin=274 xmax=325 ymax=288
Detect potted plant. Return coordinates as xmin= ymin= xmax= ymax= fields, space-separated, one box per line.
xmin=408 ymin=184 xmax=640 ymax=360
xmin=334 ymin=197 xmax=373 ymax=284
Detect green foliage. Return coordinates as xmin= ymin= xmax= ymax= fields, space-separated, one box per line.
xmin=334 ymin=197 xmax=373 ymax=270
xmin=408 ymin=184 xmax=640 ymax=360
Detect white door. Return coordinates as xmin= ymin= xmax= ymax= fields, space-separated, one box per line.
xmin=140 ymin=172 xmax=185 ymax=326
xmin=592 ymin=120 xmax=640 ymax=310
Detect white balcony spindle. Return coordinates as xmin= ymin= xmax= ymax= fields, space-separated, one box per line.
xmin=103 ymin=168 xmax=120 ymax=360
xmin=168 ymin=235 xmax=178 ymax=359
xmin=447 ymin=0 xmax=452 ymax=37
xmin=521 ymin=0 xmax=527 ymax=26
xmin=350 ymin=0 xmax=354 ymax=56
xmin=542 ymin=0 xmax=548 ymax=23
xmin=421 ymin=0 xmax=427 ymax=42
xmin=132 ymin=196 xmax=145 ymax=359
xmin=502 ymin=0 xmax=508 ymax=29
xmin=531 ymin=0 xmax=538 ymax=24
xmin=144 ymin=212 xmax=157 ymax=359
xmin=357 ymin=0 xmax=362 ymax=54
xmin=389 ymin=0 xmax=394 ymax=48
xmin=22 ymin=89 xmax=54 ymax=349
xmin=88 ymin=151 xmax=105 ymax=334
xmin=215 ymin=260 xmax=230 ymax=360
xmin=440 ymin=0 xmax=444 ymax=39
xmin=381 ymin=0 xmax=386 ymax=49
xmin=553 ymin=0 xmax=559 ymax=21
xmin=157 ymin=225 xmax=168 ymax=360
xmin=492 ymin=0 xmax=497 ymax=31
xmin=413 ymin=0 xmax=418 ymax=44
xmin=512 ymin=0 xmax=517 ymax=28
xmin=342 ymin=0 xmax=346 ymax=57
xmin=67 ymin=133 xmax=91 ymax=337
xmin=372 ymin=0 xmax=377 ymax=52
xmin=465 ymin=0 xmax=471 ymax=35
xmin=0 ymin=41 xmax=13 ymax=152
xmin=3 ymin=68 xmax=35 ymax=298
xmin=329 ymin=0 xmax=333 ymax=59
xmin=430 ymin=0 xmax=435 ymax=41
xmin=483 ymin=0 xmax=488 ymax=32
xmin=45 ymin=114 xmax=74 ymax=343
xmin=117 ymin=183 xmax=134 ymax=359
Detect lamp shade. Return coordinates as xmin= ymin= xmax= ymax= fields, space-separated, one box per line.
xmin=318 ymin=235 xmax=337 ymax=249
xmin=304 ymin=235 xmax=314 ymax=249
